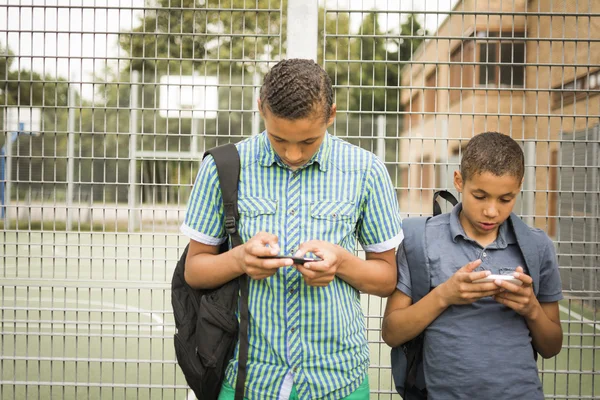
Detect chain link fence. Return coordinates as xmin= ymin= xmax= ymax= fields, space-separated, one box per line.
xmin=1 ymin=0 xmax=599 ymax=399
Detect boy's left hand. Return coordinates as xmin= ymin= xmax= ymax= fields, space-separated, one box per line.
xmin=492 ymin=266 xmax=541 ymax=320
xmin=293 ymin=240 xmax=341 ymax=287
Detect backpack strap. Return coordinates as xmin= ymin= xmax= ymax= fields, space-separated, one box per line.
xmin=203 ymin=144 xmax=248 ymax=400
xmin=204 ymin=144 xmax=242 ymax=247
xmin=402 ymin=217 xmax=431 ymax=303
xmin=432 ymin=190 xmax=458 ymax=216
xmin=404 ymin=191 xmax=458 ymax=302
xmin=508 ymin=213 xmax=541 ymax=296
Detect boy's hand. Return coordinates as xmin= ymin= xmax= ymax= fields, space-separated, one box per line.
xmin=293 ymin=240 xmax=341 ymax=287
xmin=492 ymin=266 xmax=540 ymax=320
xmin=437 ymin=259 xmax=504 ymax=307
xmin=235 ymin=231 xmax=293 ymax=280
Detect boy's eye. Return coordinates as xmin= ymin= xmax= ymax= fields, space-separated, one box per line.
xmin=473 ymin=195 xmax=485 ymax=200
xmin=500 ymin=198 xmax=512 ymax=203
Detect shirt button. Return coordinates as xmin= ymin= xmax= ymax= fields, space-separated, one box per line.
xmin=289 ymin=288 xmax=295 ymax=294
xmin=290 ymin=327 xmax=296 ymax=332
xmin=290 ymin=209 xmax=296 ymax=215
xmin=293 ymin=367 xmax=298 ymax=373
xmin=483 ymin=252 xmax=487 ymax=257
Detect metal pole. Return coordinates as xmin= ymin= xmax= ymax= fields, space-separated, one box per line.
xmin=1 ymin=107 xmax=7 ymax=222
xmin=4 ymin=131 xmax=16 ymax=224
xmin=440 ymin=118 xmax=450 ymax=191
xmin=286 ymin=0 xmax=318 ymax=60
xmin=0 ymin=146 xmax=5 ymax=221
xmin=589 ymin=127 xmax=599 ymax=304
xmin=252 ymin=68 xmax=261 ymax=135
xmin=524 ymin=140 xmax=536 ymax=226
xmin=128 ymin=71 xmax=140 ymax=232
xmin=376 ymin=115 xmax=386 ymax=162
xmin=66 ymin=77 xmax=77 ymax=229
xmin=191 ymin=118 xmax=198 ymax=157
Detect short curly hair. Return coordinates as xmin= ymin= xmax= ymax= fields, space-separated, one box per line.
xmin=461 ymin=132 xmax=525 ymax=182
xmin=259 ymin=58 xmax=333 ymax=122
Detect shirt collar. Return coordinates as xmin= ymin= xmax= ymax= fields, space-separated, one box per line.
xmin=449 ymin=203 xmax=515 ymax=246
xmin=258 ymin=131 xmax=331 ymax=172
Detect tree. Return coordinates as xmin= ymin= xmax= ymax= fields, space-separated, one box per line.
xmin=100 ymin=4 xmax=426 ymax=203
xmin=397 ymin=14 xmax=427 ymax=63
xmin=119 ymin=0 xmax=287 ymax=77
xmin=345 ymin=12 xmax=426 ymax=113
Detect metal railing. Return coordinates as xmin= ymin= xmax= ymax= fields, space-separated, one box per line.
xmin=1 ymin=0 xmax=599 ymax=399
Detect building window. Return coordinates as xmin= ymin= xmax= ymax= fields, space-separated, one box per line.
xmin=449 ymin=40 xmax=475 ymax=103
xmin=477 ymin=32 xmax=525 ymax=88
xmin=449 ymin=32 xmax=524 ymax=104
xmin=552 ymin=69 xmax=600 ymax=109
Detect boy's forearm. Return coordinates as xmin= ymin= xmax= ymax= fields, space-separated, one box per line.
xmin=335 ymin=249 xmax=397 ymax=297
xmin=382 ymin=286 xmax=448 ymax=348
xmin=526 ymin=303 xmax=563 ymax=358
xmin=185 ymin=247 xmax=244 ymax=289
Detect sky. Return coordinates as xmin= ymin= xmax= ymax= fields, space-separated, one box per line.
xmin=0 ymin=0 xmax=458 ymax=100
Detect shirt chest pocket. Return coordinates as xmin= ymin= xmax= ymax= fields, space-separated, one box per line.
xmin=238 ymin=197 xmax=278 ymax=240
xmin=309 ymin=200 xmax=357 ymax=244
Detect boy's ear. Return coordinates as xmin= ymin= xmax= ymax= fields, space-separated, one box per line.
xmin=258 ymin=99 xmax=265 ymax=119
xmin=453 ymin=171 xmax=464 ymax=192
xmin=326 ymin=104 xmax=337 ymax=127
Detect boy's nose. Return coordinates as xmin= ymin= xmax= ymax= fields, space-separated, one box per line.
xmin=285 ymin=147 xmax=303 ymax=163
xmin=483 ymin=205 xmax=499 ymax=218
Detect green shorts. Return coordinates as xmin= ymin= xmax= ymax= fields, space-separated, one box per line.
xmin=217 ymin=375 xmax=370 ymax=400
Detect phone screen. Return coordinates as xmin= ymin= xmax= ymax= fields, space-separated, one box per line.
xmin=259 ymin=255 xmax=321 ymax=265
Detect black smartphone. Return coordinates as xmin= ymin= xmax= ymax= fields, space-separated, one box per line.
xmin=259 ymin=255 xmax=322 ymax=265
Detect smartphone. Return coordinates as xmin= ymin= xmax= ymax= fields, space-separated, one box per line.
xmin=473 ymin=274 xmax=523 ymax=286
xmin=259 ymin=255 xmax=322 ymax=265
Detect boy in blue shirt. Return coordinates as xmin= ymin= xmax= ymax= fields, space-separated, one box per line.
xmin=382 ymin=131 xmax=563 ymax=399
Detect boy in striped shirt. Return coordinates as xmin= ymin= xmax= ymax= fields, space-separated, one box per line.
xmin=181 ymin=59 xmax=403 ymax=400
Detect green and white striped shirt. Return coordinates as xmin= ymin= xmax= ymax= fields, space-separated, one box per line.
xmin=181 ymin=132 xmax=403 ymax=400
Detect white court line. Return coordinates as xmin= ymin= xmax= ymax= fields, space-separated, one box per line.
xmin=559 ymin=304 xmax=600 ymax=332
xmin=2 ymin=267 xmax=171 ymax=281
xmin=9 ymin=296 xmax=166 ymax=333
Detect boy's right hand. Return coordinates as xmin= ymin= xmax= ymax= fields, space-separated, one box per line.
xmin=437 ymin=259 xmax=504 ymax=307
xmin=233 ymin=231 xmax=293 ymax=280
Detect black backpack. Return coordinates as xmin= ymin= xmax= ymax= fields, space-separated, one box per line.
xmin=391 ymin=191 xmax=543 ymax=400
xmin=171 ymin=143 xmax=249 ymax=400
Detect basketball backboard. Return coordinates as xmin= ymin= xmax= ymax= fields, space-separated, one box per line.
xmin=159 ymin=75 xmax=219 ymax=119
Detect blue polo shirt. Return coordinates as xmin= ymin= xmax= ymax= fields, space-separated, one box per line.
xmin=182 ymin=132 xmax=403 ymax=400
xmin=396 ymin=203 xmax=563 ymax=400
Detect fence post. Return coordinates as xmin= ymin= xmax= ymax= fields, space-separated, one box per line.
xmin=128 ymin=71 xmax=140 ymax=232
xmin=376 ymin=115 xmax=386 ymax=162
xmin=524 ymin=140 xmax=535 ymax=226
xmin=286 ymin=0 xmax=318 ymax=60
xmin=66 ymin=75 xmax=77 ymax=230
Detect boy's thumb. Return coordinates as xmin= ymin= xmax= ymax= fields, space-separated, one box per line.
xmin=461 ymin=259 xmax=482 ymax=272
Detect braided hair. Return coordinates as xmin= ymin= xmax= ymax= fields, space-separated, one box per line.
xmin=260 ymin=59 xmax=333 ymax=122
